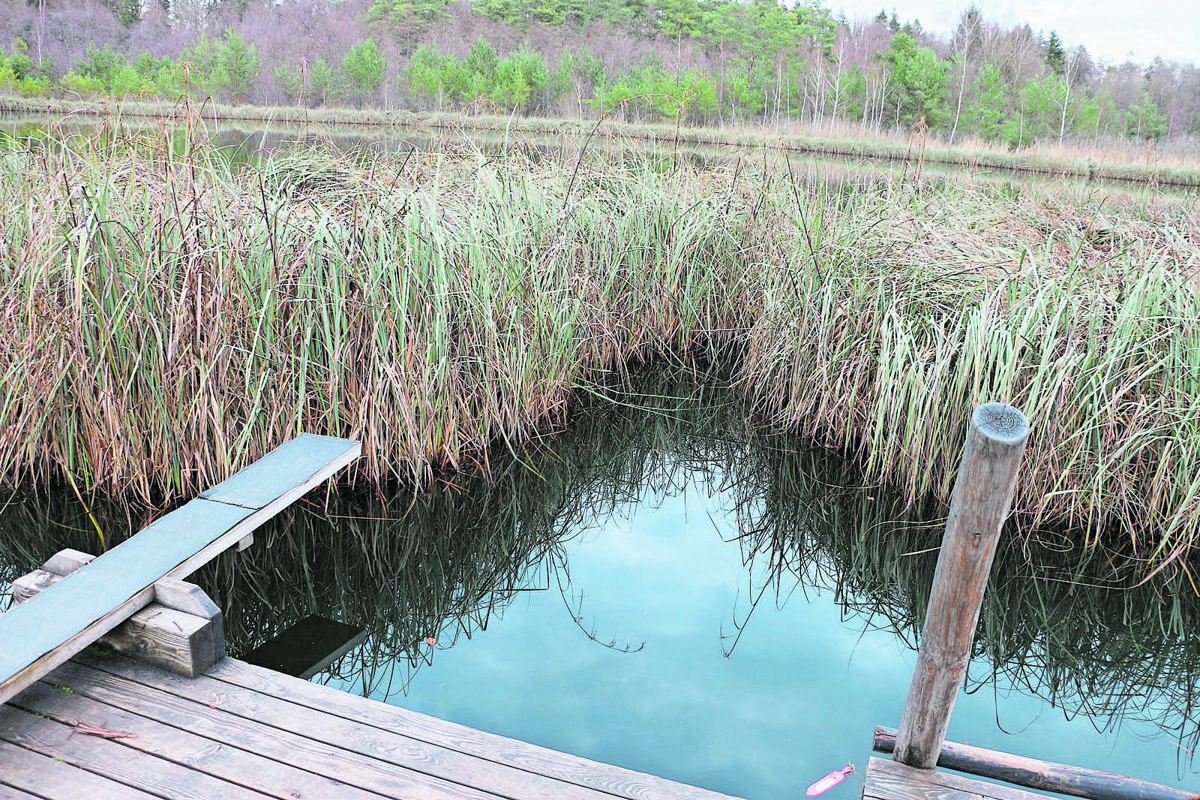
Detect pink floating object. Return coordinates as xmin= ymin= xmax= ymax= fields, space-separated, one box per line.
xmin=425 ymin=637 xmax=437 ymax=646
xmin=805 ymin=765 xmax=855 ymax=797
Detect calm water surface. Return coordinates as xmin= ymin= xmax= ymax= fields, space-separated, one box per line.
xmin=317 ymin=472 xmax=1196 ymax=799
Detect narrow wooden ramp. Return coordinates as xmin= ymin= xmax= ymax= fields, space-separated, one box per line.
xmin=0 ymin=653 xmax=747 ymax=800
xmin=863 ymin=757 xmax=1053 ymax=800
xmin=0 ymin=434 xmax=361 ymax=706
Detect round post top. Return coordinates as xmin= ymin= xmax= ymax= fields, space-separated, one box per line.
xmin=971 ymin=403 xmax=1029 ymax=446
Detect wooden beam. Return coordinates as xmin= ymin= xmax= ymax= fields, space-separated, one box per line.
xmin=874 ymin=727 xmax=1200 ymax=800
xmin=893 ymin=404 xmax=1029 ymax=769
xmin=0 ymin=433 xmax=360 ymax=705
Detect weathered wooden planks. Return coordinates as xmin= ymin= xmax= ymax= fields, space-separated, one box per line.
xmin=0 ymin=433 xmax=360 ymax=705
xmin=0 ymin=780 xmax=43 ymax=800
xmin=10 ymin=680 xmax=392 ymax=800
xmin=44 ymin=659 xmax=505 ymax=800
xmin=864 ymin=757 xmax=1053 ymax=800
xmin=77 ymin=653 xmax=746 ymax=800
xmin=79 ymin=655 xmax=636 ymax=800
xmin=0 ymin=704 xmax=269 ymax=800
xmin=0 ymin=738 xmax=162 ymax=800
xmin=203 ymin=657 xmax=745 ymax=800
xmin=874 ymin=727 xmax=1200 ymax=800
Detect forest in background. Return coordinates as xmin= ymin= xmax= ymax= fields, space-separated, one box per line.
xmin=1 ymin=0 xmax=1198 ymax=147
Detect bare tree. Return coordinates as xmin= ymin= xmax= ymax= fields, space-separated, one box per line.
xmin=947 ymin=6 xmax=981 ymax=145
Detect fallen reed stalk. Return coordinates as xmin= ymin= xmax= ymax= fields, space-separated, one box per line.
xmin=0 ymin=129 xmax=1197 ymax=563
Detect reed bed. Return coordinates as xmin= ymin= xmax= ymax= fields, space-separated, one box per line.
xmin=0 ymin=129 xmax=1198 ymax=562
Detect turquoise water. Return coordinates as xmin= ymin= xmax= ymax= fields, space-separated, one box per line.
xmin=324 ymin=471 xmax=1198 ymax=799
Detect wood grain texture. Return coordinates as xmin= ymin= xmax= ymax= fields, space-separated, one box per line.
xmin=79 ymin=657 xmax=615 ymax=800
xmin=12 ymin=571 xmax=225 ymax=678
xmin=0 ymin=780 xmax=42 ymax=800
xmin=51 ymin=660 xmax=515 ymax=800
xmin=0 ymin=738 xmax=161 ymax=800
xmin=0 ymin=702 xmax=268 ymax=800
xmin=864 ymin=757 xmax=1052 ymax=800
xmin=101 ymin=605 xmax=222 ymax=677
xmin=11 ymin=679 xmax=390 ymax=800
xmin=893 ymin=405 xmax=1029 ymax=769
xmin=83 ymin=654 xmax=747 ymax=800
xmin=0 ymin=434 xmax=360 ymax=706
xmin=874 ymin=727 xmax=1200 ymax=800
xmin=205 ymin=657 xmax=747 ymax=800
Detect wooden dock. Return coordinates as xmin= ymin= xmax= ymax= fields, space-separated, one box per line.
xmin=1 ymin=651 xmax=743 ymax=800
xmin=862 ymin=758 xmax=1054 ymax=800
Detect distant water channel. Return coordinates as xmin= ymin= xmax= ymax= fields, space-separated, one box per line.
xmin=4 ymin=112 xmax=1198 ymax=202
xmin=2 ymin=376 xmax=1198 ymax=799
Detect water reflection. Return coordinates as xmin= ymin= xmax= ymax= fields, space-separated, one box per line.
xmin=3 ymin=113 xmax=1195 ymax=202
xmin=1 ymin=371 xmax=1198 ymax=796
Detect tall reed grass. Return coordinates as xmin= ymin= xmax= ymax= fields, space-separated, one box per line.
xmin=0 ymin=128 xmax=1197 ymax=562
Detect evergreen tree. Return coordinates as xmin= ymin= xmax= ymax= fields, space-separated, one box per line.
xmin=1045 ymin=31 xmax=1065 ymax=75
xmin=884 ymin=32 xmax=947 ymax=128
xmin=344 ymin=39 xmax=386 ymax=102
xmin=1125 ymin=90 xmax=1168 ymax=140
xmin=968 ymin=62 xmax=1009 ymax=141
xmin=215 ymin=30 xmax=258 ymax=104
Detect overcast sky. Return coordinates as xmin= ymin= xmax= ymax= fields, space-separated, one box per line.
xmin=827 ymin=1 xmax=1198 ymax=68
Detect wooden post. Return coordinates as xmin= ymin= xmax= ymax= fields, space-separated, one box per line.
xmin=893 ymin=403 xmax=1029 ymax=770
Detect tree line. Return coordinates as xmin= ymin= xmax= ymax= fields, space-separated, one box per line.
xmin=1 ymin=0 xmax=1196 ymax=146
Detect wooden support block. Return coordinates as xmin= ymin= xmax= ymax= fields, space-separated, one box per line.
xmin=102 ymin=603 xmax=224 ymax=678
xmin=11 ymin=570 xmax=61 ymax=605
xmin=153 ymin=577 xmax=221 ymax=618
xmin=11 ymin=553 xmax=225 ymax=678
xmin=42 ymin=549 xmax=96 ymax=576
xmin=235 ymin=533 xmax=254 ymax=552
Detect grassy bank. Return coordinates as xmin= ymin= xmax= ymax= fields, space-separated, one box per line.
xmin=0 ymin=128 xmax=1198 ymax=564
xmin=4 ymin=96 xmax=1200 ymax=188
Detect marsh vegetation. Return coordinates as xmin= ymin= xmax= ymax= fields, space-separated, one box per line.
xmin=0 ymin=122 xmax=1197 ymax=566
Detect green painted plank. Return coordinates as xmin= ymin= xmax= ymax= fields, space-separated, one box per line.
xmin=0 ymin=434 xmax=361 ymax=706
xmin=200 ymin=434 xmax=360 ymax=510
xmin=0 ymin=499 xmax=252 ymax=704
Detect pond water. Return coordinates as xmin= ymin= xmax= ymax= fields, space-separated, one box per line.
xmin=2 ymin=377 xmax=1198 ymax=798
xmin=3 ymin=112 xmax=1198 ymax=203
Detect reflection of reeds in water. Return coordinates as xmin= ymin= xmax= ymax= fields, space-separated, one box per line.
xmin=2 ymin=372 xmax=1197 ymax=763
xmin=734 ymin=421 xmax=1200 ymax=770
